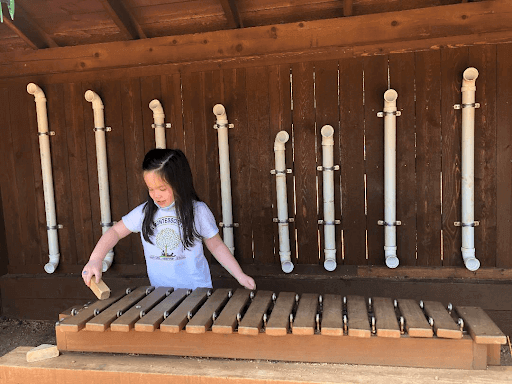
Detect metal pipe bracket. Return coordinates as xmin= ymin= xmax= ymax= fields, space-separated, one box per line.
xmin=454 ymin=221 xmax=480 ymax=227
xmin=453 ymin=103 xmax=480 ymax=109
xmin=93 ymin=127 xmax=112 ymax=132
xmin=377 ymin=111 xmax=402 ymax=117
xmin=38 ymin=131 xmax=56 ymax=136
xmin=318 ymin=220 xmax=341 ymax=225
xmin=270 ymin=169 xmax=292 ymax=175
xmin=219 ymin=222 xmax=239 ymax=228
xmin=316 ymin=165 xmax=340 ymax=171
xmin=273 ymin=218 xmax=295 ymax=223
xmin=213 ymin=123 xmax=234 ymax=129
xmin=151 ymin=123 xmax=172 ymax=129
xmin=377 ymin=220 xmax=402 ymax=226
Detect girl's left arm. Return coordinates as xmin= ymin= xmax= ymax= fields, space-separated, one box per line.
xmin=204 ymin=234 xmax=256 ymax=290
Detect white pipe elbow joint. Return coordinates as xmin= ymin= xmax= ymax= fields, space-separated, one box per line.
xmin=44 ymin=254 xmax=60 ymax=274
xmin=27 ymin=83 xmax=46 ymax=100
xmin=102 ymin=251 xmax=114 ymax=272
xmin=213 ymin=104 xmax=228 ymax=124
xmin=274 ymin=131 xmax=289 ymax=151
xmin=149 ymin=99 xmax=165 ymax=119
xmin=321 ymin=125 xmax=334 ymax=145
xmin=384 ymin=246 xmax=399 ymax=269
xmin=383 ymin=89 xmax=398 ymax=112
xmin=462 ymin=247 xmax=480 ymax=271
xmin=324 ymin=249 xmax=337 ymax=272
xmin=85 ymin=90 xmax=104 ymax=109
xmin=280 ymin=251 xmax=294 ymax=274
xmin=462 ymin=67 xmax=479 ymax=92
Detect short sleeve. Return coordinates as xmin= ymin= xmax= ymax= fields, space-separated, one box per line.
xmin=122 ymin=203 xmax=145 ymax=233
xmin=194 ymin=202 xmax=219 ymax=240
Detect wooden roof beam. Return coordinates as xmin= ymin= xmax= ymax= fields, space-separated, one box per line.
xmin=99 ymin=0 xmax=146 ymax=40
xmin=2 ymin=4 xmax=58 ymax=49
xmin=219 ymin=0 xmax=243 ymax=28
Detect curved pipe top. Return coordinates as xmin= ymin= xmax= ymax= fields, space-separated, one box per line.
xmin=321 ymin=125 xmax=334 ymax=146
xmin=213 ymin=104 xmax=227 ymax=123
xmin=384 ymin=89 xmax=398 ymax=103
xmin=85 ymin=90 xmax=104 ymax=109
xmin=274 ymin=131 xmax=289 ymax=150
xmin=149 ymin=99 xmax=165 ymax=117
xmin=463 ymin=67 xmax=479 ymax=83
xmin=27 ymin=83 xmax=46 ymax=100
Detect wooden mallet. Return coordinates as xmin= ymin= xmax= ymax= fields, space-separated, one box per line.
xmin=89 ymin=278 xmax=111 ymax=300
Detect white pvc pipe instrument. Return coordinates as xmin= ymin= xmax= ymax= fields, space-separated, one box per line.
xmin=27 ymin=83 xmax=60 ymax=274
xmin=382 ymin=89 xmax=400 ymax=269
xmin=273 ymin=131 xmax=294 ymax=273
xmin=459 ymin=67 xmax=480 ymax=271
xmin=320 ymin=125 xmax=337 ymax=271
xmin=149 ymin=99 xmax=166 ymax=149
xmin=85 ymin=90 xmax=114 ymax=272
xmin=213 ymin=104 xmax=235 ymax=254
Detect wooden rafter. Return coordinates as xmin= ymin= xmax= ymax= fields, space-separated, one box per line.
xmin=219 ymin=0 xmax=243 ymax=29
xmin=2 ymin=4 xmax=58 ymax=49
xmin=99 ymin=0 xmax=146 ymax=40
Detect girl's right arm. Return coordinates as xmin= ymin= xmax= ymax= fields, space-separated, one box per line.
xmin=82 ymin=220 xmax=132 ymax=287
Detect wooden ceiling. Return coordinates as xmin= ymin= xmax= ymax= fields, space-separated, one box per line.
xmin=0 ymin=0 xmax=474 ymax=53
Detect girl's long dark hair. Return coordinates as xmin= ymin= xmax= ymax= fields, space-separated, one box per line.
xmin=141 ymin=148 xmax=201 ymax=248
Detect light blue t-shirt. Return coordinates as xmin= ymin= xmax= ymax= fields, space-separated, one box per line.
xmin=122 ymin=201 xmax=219 ymax=289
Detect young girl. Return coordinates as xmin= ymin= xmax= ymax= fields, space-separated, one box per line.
xmin=82 ymin=148 xmax=255 ymax=290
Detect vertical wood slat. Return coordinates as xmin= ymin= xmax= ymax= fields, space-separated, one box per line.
xmin=45 ymin=83 xmax=76 ymax=266
xmin=0 ymin=87 xmax=23 ymax=266
xmin=339 ymin=57 xmax=366 ymax=265
xmin=102 ymin=81 xmax=131 ymax=265
xmin=181 ymin=72 xmax=210 ymax=260
xmin=221 ymin=68 xmax=252 ymax=264
xmin=388 ymin=52 xmax=417 ymax=266
xmin=63 ymin=83 xmax=94 ymax=266
xmin=315 ymin=60 xmax=342 ymax=266
xmin=163 ymin=73 xmax=186 ymax=151
xmin=364 ymin=55 xmax=388 ymax=266
xmin=292 ymin=61 xmax=319 ymax=264
xmin=441 ymin=47 xmax=469 ymax=267
xmin=11 ymin=85 xmax=41 ymax=265
xmin=268 ymin=64 xmax=295 ymax=266
xmin=245 ymin=66 xmax=274 ymax=264
xmin=496 ymin=43 xmax=512 ymax=268
xmin=415 ymin=50 xmax=442 ymax=266
xmin=202 ymin=70 xmax=222 ymax=238
xmin=469 ymin=45 xmax=497 ymax=268
xmin=119 ymin=78 xmax=146 ymax=265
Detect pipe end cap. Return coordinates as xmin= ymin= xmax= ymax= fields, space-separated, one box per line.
xmin=385 ymin=256 xmax=399 ymax=269
xmin=324 ymin=259 xmax=337 ymax=272
xmin=281 ymin=261 xmax=294 ymax=274
xmin=44 ymin=263 xmax=57 ymax=274
xmin=464 ymin=257 xmax=480 ymax=272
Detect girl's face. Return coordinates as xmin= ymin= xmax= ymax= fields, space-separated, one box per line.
xmin=143 ymin=171 xmax=175 ymax=208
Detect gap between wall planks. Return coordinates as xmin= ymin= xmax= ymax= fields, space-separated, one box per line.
xmin=1 ymin=44 xmax=510 ymax=271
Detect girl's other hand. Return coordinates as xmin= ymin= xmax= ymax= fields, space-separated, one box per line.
xmin=237 ymin=274 xmax=256 ymax=290
xmin=82 ymin=259 xmax=103 ymax=287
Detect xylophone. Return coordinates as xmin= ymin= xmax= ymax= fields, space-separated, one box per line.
xmin=56 ymin=287 xmax=506 ymax=370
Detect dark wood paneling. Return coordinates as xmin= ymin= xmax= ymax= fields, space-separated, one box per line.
xmin=202 ymin=70 xmax=222 ymax=231
xmin=315 ymin=60 xmax=342 ymax=267
xmin=469 ymin=44 xmax=497 ymax=268
xmin=102 ymin=81 xmax=131 ymax=264
xmin=415 ymin=50 xmax=442 ymax=266
xmin=11 ymin=85 xmax=41 ymax=265
xmin=245 ymin=66 xmax=274 ymax=264
xmin=268 ymin=64 xmax=295 ymax=266
xmin=63 ymin=83 xmax=94 ymax=266
xmin=162 ymin=73 xmax=186 ymax=151
xmin=496 ymin=43 xmax=512 ymax=268
xmin=440 ymin=47 xmax=468 ymax=267
xmin=389 ymin=52 xmax=417 ymax=267
xmin=364 ymin=55 xmax=388 ymax=266
xmin=291 ymin=61 xmax=319 ymax=265
xmin=119 ymin=78 xmax=146 ymax=265
xmin=0 ymin=88 xmax=23 ymax=267
xmin=45 ymin=83 xmax=77 ymax=266
xmin=339 ymin=57 xmax=366 ymax=265
xmin=221 ymin=68 xmax=252 ymax=264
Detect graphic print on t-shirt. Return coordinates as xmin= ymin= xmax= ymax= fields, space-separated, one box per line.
xmin=150 ymin=216 xmax=184 ymax=260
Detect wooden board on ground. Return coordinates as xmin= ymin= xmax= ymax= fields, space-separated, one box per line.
xmin=397 ymin=299 xmax=433 ymax=338
xmin=422 ymin=301 xmax=462 ymax=339
xmin=455 ymin=306 xmax=507 ymax=345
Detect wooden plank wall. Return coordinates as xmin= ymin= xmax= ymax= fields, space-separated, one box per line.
xmin=0 ymin=43 xmax=511 ymax=273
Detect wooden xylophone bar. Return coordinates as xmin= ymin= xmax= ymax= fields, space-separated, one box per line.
xmin=56 ymin=287 xmax=507 ymax=370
